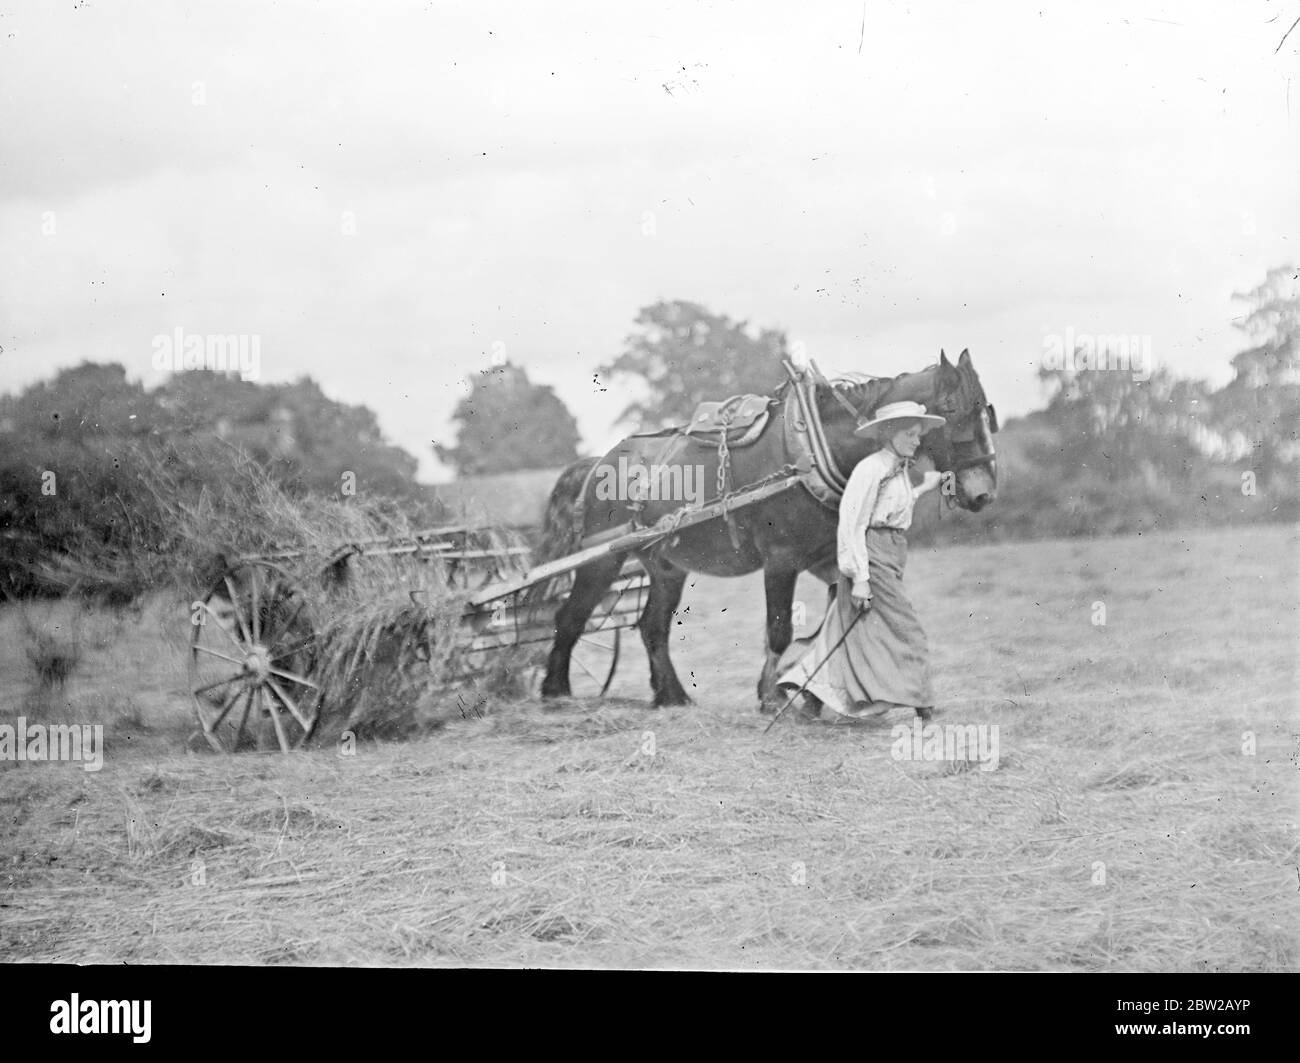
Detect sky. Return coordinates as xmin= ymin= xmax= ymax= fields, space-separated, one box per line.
xmin=1 ymin=0 xmax=1296 ymax=481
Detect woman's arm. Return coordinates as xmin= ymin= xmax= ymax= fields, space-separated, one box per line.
xmin=837 ymin=457 xmax=883 ymax=606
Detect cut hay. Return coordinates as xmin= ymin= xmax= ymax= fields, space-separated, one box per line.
xmin=144 ymin=447 xmax=538 ymax=740
xmin=0 ymin=526 xmax=1296 ymax=970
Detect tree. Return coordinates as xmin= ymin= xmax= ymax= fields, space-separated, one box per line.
xmin=597 ymin=300 xmax=790 ymax=431
xmin=1211 ymin=263 xmax=1300 ymax=481
xmin=153 ymin=371 xmax=421 ymax=497
xmin=0 ymin=363 xmax=429 ymax=596
xmin=1036 ymin=363 xmax=1212 ymax=485
xmin=434 ymin=362 xmax=581 ymax=477
xmin=2 ymin=362 xmax=156 ymax=442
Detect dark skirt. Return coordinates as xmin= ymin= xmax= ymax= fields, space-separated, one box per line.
xmin=776 ymin=528 xmax=934 ymax=716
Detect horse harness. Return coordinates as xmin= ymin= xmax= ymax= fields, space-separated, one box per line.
xmin=569 ymin=360 xmax=996 ymax=549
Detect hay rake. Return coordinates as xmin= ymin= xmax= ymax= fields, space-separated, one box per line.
xmin=187 ymin=523 xmax=650 ymax=753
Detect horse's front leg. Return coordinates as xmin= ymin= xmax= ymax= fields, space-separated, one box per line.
xmin=805 ymin=540 xmax=839 ymax=588
xmin=758 ymin=566 xmax=799 ymax=713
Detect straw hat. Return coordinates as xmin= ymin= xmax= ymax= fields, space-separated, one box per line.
xmin=852 ymin=400 xmax=945 ymax=438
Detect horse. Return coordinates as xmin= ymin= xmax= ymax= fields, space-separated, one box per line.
xmin=534 ymin=350 xmax=998 ymax=709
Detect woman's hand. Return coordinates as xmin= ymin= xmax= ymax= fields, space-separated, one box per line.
xmin=850 ymin=580 xmax=872 ymax=611
xmin=914 ymin=470 xmax=944 ymax=497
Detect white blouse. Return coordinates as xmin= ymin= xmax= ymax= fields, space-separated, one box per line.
xmin=836 ymin=448 xmax=918 ymax=595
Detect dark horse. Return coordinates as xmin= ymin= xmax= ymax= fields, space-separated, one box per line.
xmin=536 ymin=350 xmax=998 ymax=709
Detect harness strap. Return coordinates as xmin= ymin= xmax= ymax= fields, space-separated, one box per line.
xmin=809 ymin=359 xmax=864 ymax=422
xmin=782 ymin=360 xmax=850 ymax=499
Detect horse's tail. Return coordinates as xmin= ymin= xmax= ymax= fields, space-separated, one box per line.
xmin=534 ymin=456 xmax=598 ymax=564
xmin=524 ymin=457 xmax=599 ymax=607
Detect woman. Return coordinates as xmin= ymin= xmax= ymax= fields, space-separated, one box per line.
xmin=775 ymin=400 xmax=946 ymax=722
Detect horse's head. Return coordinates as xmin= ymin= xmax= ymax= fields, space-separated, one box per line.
xmin=920 ymin=349 xmax=998 ymax=512
xmin=813 ymin=350 xmax=998 ymax=513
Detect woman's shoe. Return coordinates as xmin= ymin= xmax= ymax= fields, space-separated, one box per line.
xmin=777 ymin=683 xmax=823 ymax=722
xmin=794 ymin=691 xmax=824 ymax=722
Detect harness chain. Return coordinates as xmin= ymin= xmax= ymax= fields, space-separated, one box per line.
xmin=715 ymin=410 xmax=744 ymax=552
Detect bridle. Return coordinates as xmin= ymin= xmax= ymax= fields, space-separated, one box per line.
xmin=938 ymin=402 xmax=999 ymax=473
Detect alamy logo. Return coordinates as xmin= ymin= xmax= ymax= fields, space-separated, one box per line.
xmin=1042 ymin=327 xmax=1152 ymax=381
xmin=890 ymin=720 xmax=1000 ymax=771
xmin=152 ymin=327 xmax=261 ymax=380
xmin=0 ymin=717 xmax=103 ymax=772
xmin=50 ymin=995 xmax=151 ymax=1043
xmin=592 ymin=456 xmax=705 ymax=504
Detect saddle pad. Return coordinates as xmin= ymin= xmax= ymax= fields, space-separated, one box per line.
xmin=682 ymin=394 xmax=774 ymax=446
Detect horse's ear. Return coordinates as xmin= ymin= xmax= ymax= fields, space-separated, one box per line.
xmin=958 ymin=349 xmax=971 ymax=365
xmin=939 ymin=350 xmax=952 ymax=368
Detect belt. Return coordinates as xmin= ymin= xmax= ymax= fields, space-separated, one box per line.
xmin=867 ymin=525 xmax=904 ymax=532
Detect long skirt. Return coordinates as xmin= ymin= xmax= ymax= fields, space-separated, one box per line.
xmin=776 ymin=528 xmax=934 ymax=717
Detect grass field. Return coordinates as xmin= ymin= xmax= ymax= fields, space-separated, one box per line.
xmin=1 ymin=525 xmax=1297 ymax=970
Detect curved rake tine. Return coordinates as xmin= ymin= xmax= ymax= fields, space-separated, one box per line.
xmin=272 ymin=636 xmax=317 ymax=660
xmin=601 ymin=631 xmax=620 ymax=696
xmin=268 ymin=598 xmax=309 ymax=653
xmin=573 ymin=656 xmax=601 ymax=685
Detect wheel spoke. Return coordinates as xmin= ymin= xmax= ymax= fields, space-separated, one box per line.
xmin=194 ymin=644 xmax=247 ymax=667
xmin=267 ymin=676 xmax=312 ymax=732
xmin=250 ymin=566 xmax=262 ymax=643
xmin=232 ymin=687 xmax=254 ymax=751
xmin=199 ymin=602 xmax=245 ymax=651
xmin=573 ymin=656 xmax=601 ymax=684
xmin=223 ymin=576 xmax=253 ymax=644
xmin=194 ymin=673 xmax=245 ymax=700
xmin=269 ymin=667 xmax=320 ymax=691
xmin=203 ymin=683 xmax=245 ymax=731
xmin=263 ymin=684 xmax=293 ymax=753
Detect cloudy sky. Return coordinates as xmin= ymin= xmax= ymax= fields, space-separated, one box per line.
xmin=1 ymin=0 xmax=1295 ymax=480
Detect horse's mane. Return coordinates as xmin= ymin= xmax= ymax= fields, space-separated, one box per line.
xmin=769 ymin=362 xmax=952 ymax=418
xmin=814 ymin=364 xmax=940 ymax=412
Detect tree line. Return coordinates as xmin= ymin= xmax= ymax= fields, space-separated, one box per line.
xmin=1 ymin=264 xmax=1294 ymax=597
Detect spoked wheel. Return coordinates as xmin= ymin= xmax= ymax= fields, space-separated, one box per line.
xmin=188 ymin=559 xmax=323 ymax=753
xmin=532 ymin=627 xmax=621 ymax=699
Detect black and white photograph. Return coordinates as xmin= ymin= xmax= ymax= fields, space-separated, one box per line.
xmin=0 ymin=0 xmax=1296 ymax=1008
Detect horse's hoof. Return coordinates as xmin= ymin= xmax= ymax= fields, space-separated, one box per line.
xmin=915 ymin=706 xmax=934 ymax=722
